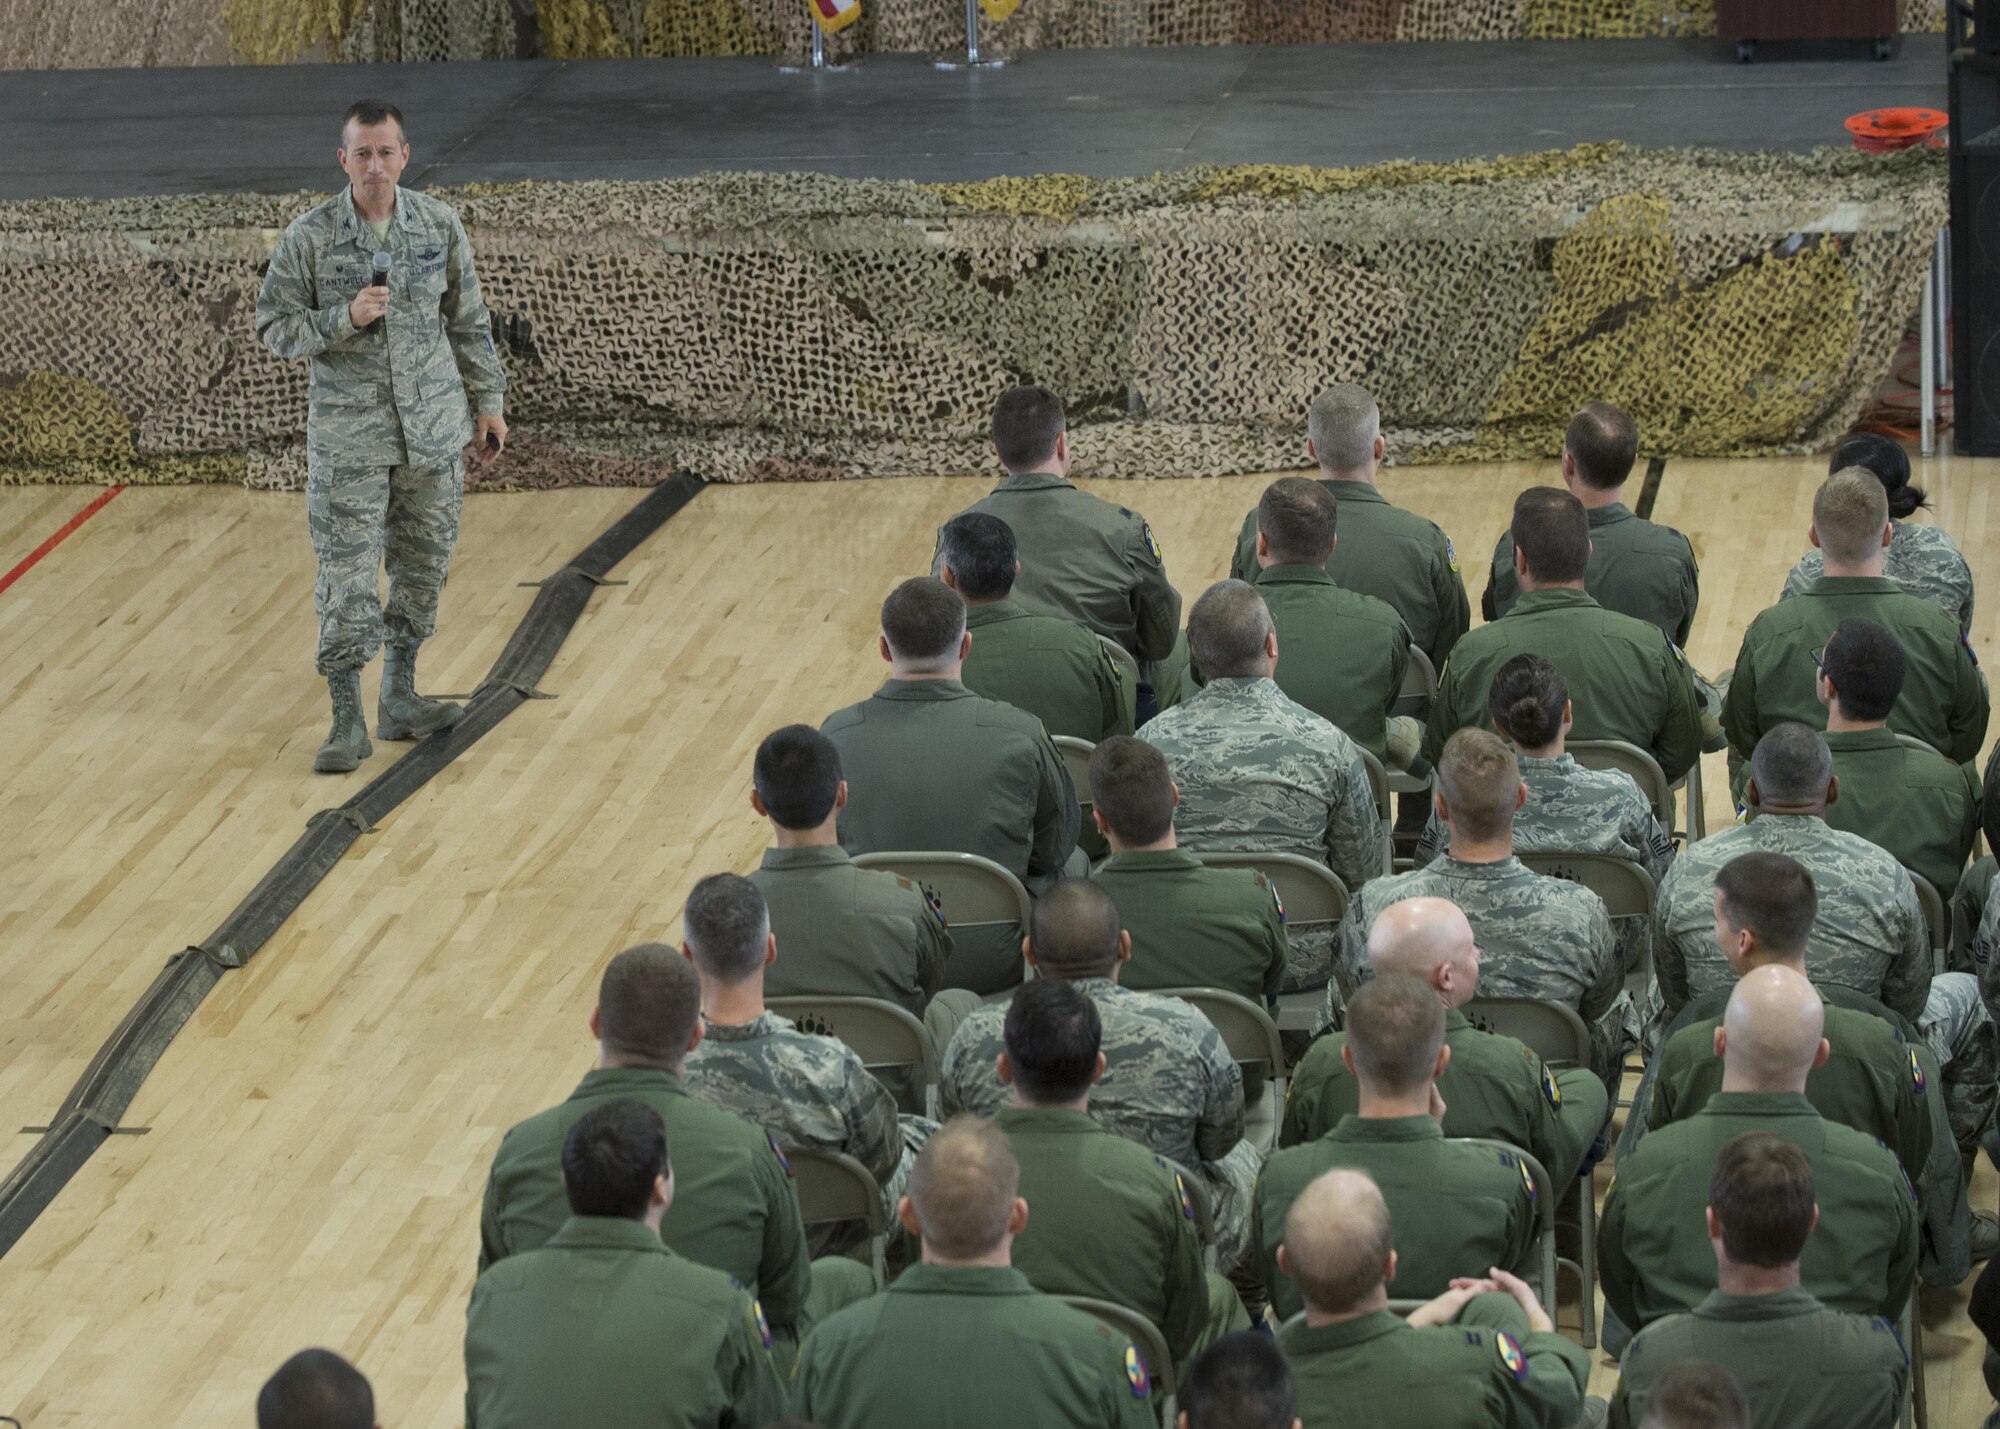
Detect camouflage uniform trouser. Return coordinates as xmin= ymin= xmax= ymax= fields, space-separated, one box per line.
xmin=1197 ymin=1139 xmax=1263 ymax=1278
xmin=307 ymin=458 xmax=462 ymax=675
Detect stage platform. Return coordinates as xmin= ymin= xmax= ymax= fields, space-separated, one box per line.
xmin=3 ymin=34 xmax=1948 ymax=201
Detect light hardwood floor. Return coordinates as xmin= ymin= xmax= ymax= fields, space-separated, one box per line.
xmin=0 ymin=453 xmax=1992 ymax=1426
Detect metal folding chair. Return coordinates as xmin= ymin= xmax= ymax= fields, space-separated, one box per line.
xmin=1156 ymin=986 xmax=1287 ymax=1152
xmin=784 ymin=1146 xmax=888 ymax=1287
xmin=1567 ymin=738 xmax=1702 ymax=842
xmin=852 ymin=850 xmax=1035 ymax=988
xmin=1910 ymin=869 xmax=1947 ymax=977
xmin=1189 ymin=851 xmax=1350 ymax=1034
xmin=1053 ymin=735 xmax=1106 ymax=863
xmin=1063 ymin=1295 xmax=1177 ymax=1419
xmin=768 ymin=994 xmax=941 ymax=1117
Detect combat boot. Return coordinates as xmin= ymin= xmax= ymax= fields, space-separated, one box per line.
xmin=378 ymin=644 xmax=463 ymax=740
xmin=314 ymin=670 xmax=372 ymax=774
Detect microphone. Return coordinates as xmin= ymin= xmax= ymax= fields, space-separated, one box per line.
xmin=369 ymin=251 xmax=391 ymax=328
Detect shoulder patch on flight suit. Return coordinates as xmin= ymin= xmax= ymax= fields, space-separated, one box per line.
xmin=1909 ymin=1048 xmax=1926 ymax=1094
xmin=1142 ymin=522 xmax=1162 ymax=562
xmin=1258 ymin=874 xmax=1285 ymax=923
xmin=1124 ymin=1344 xmax=1152 ymax=1398
xmin=1540 ymin=1063 xmax=1563 ymax=1110
xmin=1502 ymin=1150 xmax=1536 ymax=1204
xmin=1175 ymin=1172 xmax=1196 ymax=1221
xmin=766 ymin=1131 xmax=794 ymax=1178
xmin=1444 ymin=537 xmax=1460 ymax=574
xmin=752 ymin=1299 xmax=773 ymax=1350
xmin=1494 ymin=1331 xmax=1530 ymax=1384
xmin=905 ymin=877 xmax=949 ymax=927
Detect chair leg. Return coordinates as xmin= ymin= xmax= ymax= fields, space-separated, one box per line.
xmin=1577 ymin=1176 xmax=1598 ymax=1350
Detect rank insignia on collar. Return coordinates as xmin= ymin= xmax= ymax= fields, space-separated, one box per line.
xmin=1125 ymin=1344 xmax=1151 ymax=1398
xmin=752 ymin=1299 xmax=773 ymax=1350
xmin=1909 ymin=1048 xmax=1926 ymax=1094
xmin=1495 ymin=1331 xmax=1529 ymax=1384
xmin=1541 ymin=1063 xmax=1562 ymax=1109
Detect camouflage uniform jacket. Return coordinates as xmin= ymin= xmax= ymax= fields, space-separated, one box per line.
xmin=939 ymin=975 xmax=1245 ymax=1174
xmin=1413 ymin=753 xmax=1675 ymax=882
xmin=255 ymin=184 xmax=505 ymax=468
xmin=1140 ymin=676 xmax=1382 ymax=896
xmin=1781 ymin=520 xmax=1976 ymax=640
xmin=1487 ymin=502 xmax=1701 ymax=646
xmin=1976 ymin=878 xmax=2000 ymax=1019
xmin=1653 ymin=814 xmax=1929 ymax=1028
xmin=683 ymin=1012 xmax=903 ymax=1189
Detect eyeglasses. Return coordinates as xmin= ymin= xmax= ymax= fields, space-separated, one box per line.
xmin=1809 ymin=646 xmax=1824 ymax=673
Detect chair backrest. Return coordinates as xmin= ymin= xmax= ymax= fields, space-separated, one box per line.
xmin=1446 ymin=1138 xmax=1558 ymax=1312
xmin=1054 ymin=734 xmax=1096 ymax=819
xmin=785 ymin=1147 xmax=885 ymax=1232
xmin=1909 ymin=869 xmax=1947 ymax=964
xmin=1566 ymin=739 xmax=1674 ymax=827
xmin=852 ymin=851 xmax=1033 ymax=929
xmin=1462 ymin=996 xmax=1591 ymax=1071
xmin=1516 ymin=850 xmax=1657 ymax=921
xmin=1061 ymin=1296 xmax=1177 ymax=1400
xmin=1392 ymin=645 xmax=1439 ymax=718
xmin=767 ymin=995 xmax=941 ymax=1085
xmin=1189 ymin=851 xmax=1349 ymax=928
xmin=1155 ymin=987 xmax=1285 ymax=1079
xmin=1098 ymin=634 xmax=1141 ymax=685
xmin=1356 ymin=744 xmax=1394 ymax=823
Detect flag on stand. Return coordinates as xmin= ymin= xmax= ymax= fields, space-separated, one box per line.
xmin=810 ymin=0 xmax=862 ymax=32
xmin=978 ymin=0 xmax=1020 ymax=16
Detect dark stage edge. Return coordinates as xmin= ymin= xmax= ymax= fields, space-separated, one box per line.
xmin=3 ymin=34 xmax=1948 ymax=201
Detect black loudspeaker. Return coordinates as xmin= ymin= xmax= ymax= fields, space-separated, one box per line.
xmin=1950 ymin=28 xmax=2000 ymax=452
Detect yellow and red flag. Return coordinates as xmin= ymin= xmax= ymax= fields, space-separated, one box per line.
xmin=809 ymin=0 xmax=861 ymax=32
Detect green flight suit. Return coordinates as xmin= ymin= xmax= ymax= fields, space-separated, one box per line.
xmin=792 ymin=1263 xmax=1157 ymax=1429
xmin=961 ymin=599 xmax=1133 ymax=743
xmin=1722 ymin=575 xmax=1989 ymax=778
xmin=1609 ymin=1287 xmax=1909 ymax=1429
xmin=995 ymin=1106 xmax=1250 ymax=1367
xmin=1599 ymin=1091 xmax=1919 ymax=1333
xmin=1229 ymin=479 xmax=1470 ymax=672
xmin=753 ymin=846 xmax=952 ymax=1017
xmin=1823 ymin=727 xmax=1980 ymax=899
xmin=1247 ymin=562 xmax=1412 ymax=763
xmin=1486 ymin=502 xmax=1700 ymax=646
xmin=952 ymin=471 xmax=1181 ymax=662
xmin=1281 ymin=1007 xmax=1608 ymax=1186
xmin=1092 ymin=849 xmax=1288 ymax=1002
xmin=464 ymin=1216 xmax=789 ymax=1429
xmin=823 ymin=678 xmax=1081 ymax=995
xmin=1281 ymin=1294 xmax=1589 ymax=1429
xmin=478 ymin=1067 xmax=813 ymax=1336
xmin=1253 ymin=1114 xmax=1539 ymax=1321
xmin=1423 ymin=588 xmax=1702 ymax=782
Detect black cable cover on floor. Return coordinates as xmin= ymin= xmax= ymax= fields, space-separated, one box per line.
xmin=0 ymin=472 xmax=705 ymax=1260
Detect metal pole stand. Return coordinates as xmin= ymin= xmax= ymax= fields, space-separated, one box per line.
xmin=935 ymin=0 xmax=1008 ymax=69
xmin=778 ymin=22 xmax=855 ymax=73
xmin=1921 ymin=226 xmax=1948 ymax=456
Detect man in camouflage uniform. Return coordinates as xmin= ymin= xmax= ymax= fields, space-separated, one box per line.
xmin=1329 ymin=730 xmax=1626 ymax=1087
xmin=1227 ymin=384 xmax=1470 ymax=675
xmin=1277 ymin=1170 xmax=1588 ymax=1429
xmin=1285 ymin=898 xmax=1608 ymax=1189
xmin=938 ymin=879 xmax=1261 ymax=1272
xmin=1651 ymin=726 xmax=1995 ymax=1161
xmin=936 ymin=511 xmax=1133 ymax=743
xmin=1253 ymin=972 xmax=1541 ymax=1322
xmin=1426 ymin=487 xmax=1703 ymax=784
xmin=822 ymin=577 xmax=1081 ymax=995
xmin=677 ymin=874 xmax=933 ymax=1247
xmin=1086 ymin=736 xmax=1288 ymax=1003
xmin=1141 ymin=580 xmax=1381 ymax=991
xmin=254 ymin=100 xmax=508 ymax=773
xmin=945 ymin=384 xmax=1180 ymax=667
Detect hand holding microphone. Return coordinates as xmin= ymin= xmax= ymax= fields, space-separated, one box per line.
xmin=347 ymin=250 xmax=392 ymax=329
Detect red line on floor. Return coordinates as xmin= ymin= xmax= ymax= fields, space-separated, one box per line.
xmin=0 ymin=485 xmax=126 ymax=597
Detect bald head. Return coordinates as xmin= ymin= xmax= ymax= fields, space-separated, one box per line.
xmin=1720 ymin=965 xmax=1827 ymax=1093
xmin=1281 ymin=1169 xmax=1394 ymax=1315
xmin=1366 ymin=898 xmax=1480 ymax=1005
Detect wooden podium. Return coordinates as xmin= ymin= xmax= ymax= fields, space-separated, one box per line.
xmin=1717 ymin=0 xmax=1898 ymax=60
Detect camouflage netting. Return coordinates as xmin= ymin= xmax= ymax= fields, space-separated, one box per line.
xmin=0 ymin=144 xmax=1946 ymax=490
xmin=0 ymin=0 xmax=1944 ymax=66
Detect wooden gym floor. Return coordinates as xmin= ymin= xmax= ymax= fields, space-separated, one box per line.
xmin=0 ymin=454 xmax=1994 ymax=1426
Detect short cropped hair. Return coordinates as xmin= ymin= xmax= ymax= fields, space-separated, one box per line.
xmin=1003 ymin=978 xmax=1102 ymax=1104
xmin=1749 ymin=723 xmax=1833 ymax=808
xmin=1437 ymin=728 xmax=1521 ymax=842
xmin=1344 ymin=970 xmax=1446 ymax=1097
xmin=597 ymin=944 xmax=703 ymax=1067
xmin=1488 ymin=653 xmax=1567 ymax=750
xmin=1829 ymin=431 xmax=1926 ymax=517
xmin=1029 ymin=877 xmax=1124 ymax=979
xmin=1820 ymin=617 xmax=1905 ymax=722
xmin=562 ymin=1099 xmax=669 ymax=1220
xmin=1710 ymin=1131 xmax=1815 ymax=1269
xmin=257 ymin=1348 xmax=375 ymax=1429
xmin=1187 ymin=580 xmax=1274 ymax=679
xmin=1714 ymin=852 xmax=1817 ymax=957
xmin=1256 ymin=477 xmax=1339 ymax=565
xmin=1510 ymin=486 xmax=1591 ymax=584
xmin=341 ymin=99 xmax=405 ymax=143
xmin=1639 ymin=1361 xmax=1749 ymax=1429
xmin=937 ymin=512 xmax=1018 ymax=600
xmin=992 ymin=385 xmax=1067 ymax=472
xmin=1179 ymin=1332 xmax=1299 ymax=1429
xmin=908 ymin=1116 xmax=1020 ymax=1258
xmin=881 ymin=576 xmax=968 ymax=668
xmin=1813 ymin=468 xmax=1891 ymax=566
xmin=1564 ymin=400 xmax=1639 ymax=489
xmin=1283 ymin=1169 xmax=1394 ymax=1313
xmin=683 ymin=873 xmax=770 ymax=984
xmin=1307 ymin=384 xmax=1381 ymax=473
xmin=754 ymin=724 xmax=842 ymax=830
xmin=1089 ymin=736 xmax=1175 ymax=845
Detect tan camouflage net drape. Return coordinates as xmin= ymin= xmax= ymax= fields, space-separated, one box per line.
xmin=0 ymin=0 xmax=1943 ymax=66
xmin=0 ymin=145 xmax=1945 ymax=491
